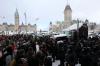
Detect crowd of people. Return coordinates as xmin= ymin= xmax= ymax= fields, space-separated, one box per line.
xmin=0 ymin=24 xmax=100 ymax=66
xmin=0 ymin=34 xmax=53 ymax=66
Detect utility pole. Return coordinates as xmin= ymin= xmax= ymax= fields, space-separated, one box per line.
xmin=24 ymin=12 xmax=27 ymax=34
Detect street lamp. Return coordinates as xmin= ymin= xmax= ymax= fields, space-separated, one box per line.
xmin=24 ymin=12 xmax=27 ymax=34
xmin=77 ymin=19 xmax=80 ymax=42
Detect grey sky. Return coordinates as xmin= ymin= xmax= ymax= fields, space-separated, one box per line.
xmin=0 ymin=0 xmax=100 ymax=30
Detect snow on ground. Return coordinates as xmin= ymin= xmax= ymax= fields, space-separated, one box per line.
xmin=53 ymin=60 xmax=60 ymax=66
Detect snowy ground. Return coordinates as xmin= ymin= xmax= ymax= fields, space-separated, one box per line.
xmin=53 ymin=60 xmax=60 ymax=66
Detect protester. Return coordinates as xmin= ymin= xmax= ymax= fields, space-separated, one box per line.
xmin=0 ymin=24 xmax=100 ymax=66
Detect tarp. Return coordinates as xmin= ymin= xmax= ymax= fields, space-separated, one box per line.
xmin=53 ymin=34 xmax=67 ymax=38
xmin=62 ymin=23 xmax=83 ymax=31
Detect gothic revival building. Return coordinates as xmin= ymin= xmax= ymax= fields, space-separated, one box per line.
xmin=49 ymin=4 xmax=72 ymax=32
xmin=64 ymin=5 xmax=72 ymax=28
xmin=49 ymin=4 xmax=99 ymax=33
xmin=0 ymin=9 xmax=37 ymax=34
xmin=15 ymin=9 xmax=19 ymax=32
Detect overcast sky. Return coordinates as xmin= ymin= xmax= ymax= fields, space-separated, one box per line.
xmin=0 ymin=0 xmax=100 ymax=30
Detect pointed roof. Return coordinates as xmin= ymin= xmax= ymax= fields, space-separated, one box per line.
xmin=50 ymin=21 xmax=52 ymax=25
xmin=15 ymin=8 xmax=19 ymax=16
xmin=85 ymin=19 xmax=89 ymax=22
xmin=16 ymin=8 xmax=18 ymax=12
xmin=34 ymin=24 xmax=37 ymax=27
xmin=64 ymin=5 xmax=72 ymax=11
xmin=21 ymin=22 xmax=24 ymax=25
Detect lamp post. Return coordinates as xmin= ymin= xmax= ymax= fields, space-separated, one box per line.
xmin=77 ymin=19 xmax=80 ymax=43
xmin=24 ymin=12 xmax=27 ymax=34
xmin=34 ymin=18 xmax=39 ymax=34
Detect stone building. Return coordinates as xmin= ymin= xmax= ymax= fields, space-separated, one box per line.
xmin=49 ymin=4 xmax=100 ymax=33
xmin=64 ymin=5 xmax=72 ymax=28
xmin=49 ymin=4 xmax=72 ymax=32
xmin=0 ymin=9 xmax=37 ymax=35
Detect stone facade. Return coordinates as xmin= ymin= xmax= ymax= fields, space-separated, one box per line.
xmin=64 ymin=5 xmax=72 ymax=28
xmin=49 ymin=4 xmax=72 ymax=32
xmin=0 ymin=9 xmax=37 ymax=34
xmin=49 ymin=4 xmax=100 ymax=33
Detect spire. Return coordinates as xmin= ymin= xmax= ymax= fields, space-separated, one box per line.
xmin=24 ymin=12 xmax=26 ymax=19
xmin=65 ymin=5 xmax=72 ymax=11
xmin=50 ymin=21 xmax=52 ymax=25
xmin=15 ymin=8 xmax=19 ymax=16
xmin=21 ymin=22 xmax=24 ymax=25
xmin=64 ymin=0 xmax=72 ymax=11
xmin=16 ymin=8 xmax=18 ymax=12
xmin=34 ymin=24 xmax=37 ymax=26
xmin=24 ymin=12 xmax=27 ymax=25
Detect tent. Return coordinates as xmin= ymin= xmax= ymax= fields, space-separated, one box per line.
xmin=62 ymin=23 xmax=83 ymax=31
xmin=53 ymin=34 xmax=67 ymax=38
